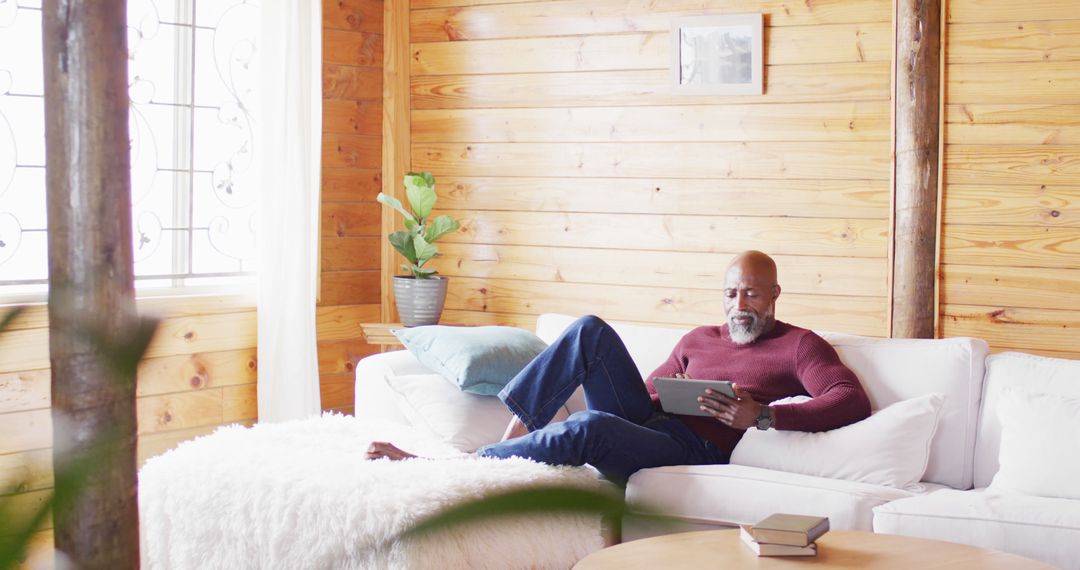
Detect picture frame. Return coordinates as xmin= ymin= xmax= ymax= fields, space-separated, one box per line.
xmin=670 ymin=13 xmax=764 ymax=95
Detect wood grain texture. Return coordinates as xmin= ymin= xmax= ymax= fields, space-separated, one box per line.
xmin=0 ymin=369 xmax=50 ymax=414
xmin=323 ymin=99 xmax=382 ymax=136
xmin=323 ymin=29 xmax=383 ymax=67
xmin=439 ymin=210 xmax=888 ymax=257
xmin=323 ymin=0 xmax=383 ymax=33
xmin=322 ymin=167 xmax=382 ymax=202
xmin=3 ymin=294 xmax=254 ymax=332
xmin=941 ymin=264 xmax=1080 ymax=309
xmin=436 ymin=243 xmax=889 ymax=297
xmin=0 ymin=448 xmax=53 ymax=494
xmin=319 ymin=270 xmax=382 ymax=305
xmin=145 ymin=310 xmax=257 ymax=360
xmin=137 ymin=422 xmax=241 ymax=466
xmin=948 ymin=61 xmax=1080 ymax=104
xmin=948 ymin=20 xmax=1080 ymax=64
xmin=436 ymin=176 xmax=889 ymax=219
xmin=322 ymin=203 xmax=382 ymax=237
xmin=941 ymin=226 xmax=1080 ymax=269
xmin=322 ymin=133 xmax=381 ymax=169
xmin=322 ymin=236 xmax=382 ymax=271
xmin=412 ymin=102 xmax=890 ymax=143
xmin=316 ymin=304 xmax=382 ymax=341
xmin=947 ymin=0 xmax=1080 ymax=24
xmin=323 ymin=64 xmax=382 ymax=100
xmin=891 ymin=0 xmax=941 ymax=338
xmin=943 ymin=184 xmax=1080 ymax=227
xmin=0 ymin=409 xmax=51 ymax=454
xmin=941 ymin=304 xmax=1079 ymax=354
xmin=945 ymin=145 xmax=1080 ymax=185
xmin=319 ymin=374 xmax=356 ymax=410
xmin=411 ymin=0 xmax=891 ymax=42
xmin=382 ymin=0 xmax=411 ymax=324
xmin=135 ymin=349 xmax=258 ymax=398
xmin=413 ymin=142 xmax=891 ymax=180
xmin=318 ymin=339 xmax=381 ymax=375
xmin=945 ymin=104 xmax=1080 ymax=145
xmin=136 ymin=389 xmax=224 ymax=436
xmin=442 ymin=277 xmax=886 ymax=336
xmin=411 ymin=24 xmax=890 ymax=76
xmin=222 ymin=384 xmax=258 ymax=422
xmin=411 ymin=63 xmax=891 ymax=108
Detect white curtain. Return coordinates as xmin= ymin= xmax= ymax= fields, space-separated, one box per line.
xmin=256 ymin=0 xmax=323 ymax=422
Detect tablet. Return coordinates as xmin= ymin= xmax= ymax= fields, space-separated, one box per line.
xmin=653 ymin=377 xmax=736 ymax=417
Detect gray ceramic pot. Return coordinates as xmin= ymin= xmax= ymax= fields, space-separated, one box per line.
xmin=393 ymin=276 xmax=449 ymax=327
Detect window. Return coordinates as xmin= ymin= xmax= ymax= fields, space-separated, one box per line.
xmin=0 ymin=0 xmax=259 ymax=299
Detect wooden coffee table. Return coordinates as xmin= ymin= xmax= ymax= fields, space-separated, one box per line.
xmin=573 ymin=530 xmax=1054 ymax=569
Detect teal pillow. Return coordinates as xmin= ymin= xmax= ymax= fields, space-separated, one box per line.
xmin=392 ymin=325 xmax=549 ymax=395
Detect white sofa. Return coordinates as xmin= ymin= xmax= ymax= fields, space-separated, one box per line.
xmin=354 ymin=313 xmax=1080 ymax=568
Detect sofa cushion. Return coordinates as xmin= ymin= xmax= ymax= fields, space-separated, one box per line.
xmin=386 ymin=373 xmax=513 ymax=453
xmin=974 ymin=352 xmax=1080 ymax=488
xmin=626 ymin=464 xmax=916 ymax=531
xmin=873 ymin=489 xmax=1080 ymax=569
xmin=731 ymin=393 xmax=944 ymax=491
xmin=535 ymin=313 xmax=690 ymax=383
xmin=354 ymin=349 xmax=435 ymax=425
xmin=819 ymin=333 xmax=988 ymax=490
xmin=393 ymin=325 xmax=549 ymax=395
xmin=989 ymin=389 xmax=1080 ymax=500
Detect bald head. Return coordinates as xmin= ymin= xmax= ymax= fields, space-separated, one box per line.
xmin=723 ymin=251 xmax=781 ymax=344
xmin=725 ymin=250 xmax=777 ymax=286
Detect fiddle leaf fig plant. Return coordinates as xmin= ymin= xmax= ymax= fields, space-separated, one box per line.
xmin=377 ymin=171 xmax=460 ymax=278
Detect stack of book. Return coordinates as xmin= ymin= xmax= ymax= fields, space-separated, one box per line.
xmin=739 ymin=513 xmax=830 ymax=557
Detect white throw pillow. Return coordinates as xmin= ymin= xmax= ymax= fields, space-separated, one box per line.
xmin=988 ymin=389 xmax=1080 ymax=500
xmin=730 ymin=393 xmax=945 ymax=490
xmin=385 ymin=373 xmax=512 ymax=453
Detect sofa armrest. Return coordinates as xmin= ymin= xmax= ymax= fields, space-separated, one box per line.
xmin=354 ymin=349 xmax=434 ymax=424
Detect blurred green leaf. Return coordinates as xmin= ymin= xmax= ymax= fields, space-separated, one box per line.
xmin=403 ymin=173 xmax=436 ymax=220
xmin=377 ymin=193 xmax=417 ymax=224
xmin=401 ymin=485 xmax=629 ymax=540
xmin=425 ymin=215 xmax=460 ymax=243
xmin=389 ymin=231 xmax=418 ymax=264
xmin=0 ymin=307 xmax=26 ymax=334
xmin=412 ymin=234 xmax=438 ymax=266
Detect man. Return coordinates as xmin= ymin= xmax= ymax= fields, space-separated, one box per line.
xmin=367 ymin=250 xmax=871 ymax=483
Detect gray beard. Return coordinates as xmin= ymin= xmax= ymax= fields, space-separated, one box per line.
xmin=727 ymin=309 xmax=775 ymax=345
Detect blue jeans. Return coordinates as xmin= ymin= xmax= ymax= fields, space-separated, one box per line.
xmin=477 ymin=315 xmax=728 ymax=483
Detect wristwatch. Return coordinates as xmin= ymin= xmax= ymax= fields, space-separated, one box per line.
xmin=755 ymin=404 xmax=773 ymax=431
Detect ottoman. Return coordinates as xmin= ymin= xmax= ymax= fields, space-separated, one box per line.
xmin=138 ymin=414 xmax=607 ymax=569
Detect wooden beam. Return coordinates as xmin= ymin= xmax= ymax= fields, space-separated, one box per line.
xmin=42 ymin=0 xmax=139 ymax=565
xmin=381 ymin=0 xmax=410 ymax=323
xmin=891 ymin=0 xmax=943 ymax=338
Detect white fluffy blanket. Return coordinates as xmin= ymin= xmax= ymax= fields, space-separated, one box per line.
xmin=139 ymin=414 xmax=607 ymax=569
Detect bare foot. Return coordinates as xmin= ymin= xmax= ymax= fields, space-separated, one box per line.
xmin=365 ymin=441 xmax=418 ymax=461
xmin=500 ymin=415 xmax=530 ymax=442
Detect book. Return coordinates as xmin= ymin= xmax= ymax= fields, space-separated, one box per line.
xmin=739 ymin=525 xmax=818 ymax=557
xmin=749 ymin=513 xmax=830 ymax=547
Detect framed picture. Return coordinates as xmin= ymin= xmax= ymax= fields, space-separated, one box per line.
xmin=671 ymin=13 xmax=764 ymax=95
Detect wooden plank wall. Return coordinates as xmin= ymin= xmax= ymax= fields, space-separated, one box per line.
xmin=408 ymin=0 xmax=894 ymax=335
xmin=0 ymin=296 xmax=258 ymax=554
xmin=320 ymin=0 xmax=385 ymax=413
xmin=940 ymin=0 xmax=1080 ymax=359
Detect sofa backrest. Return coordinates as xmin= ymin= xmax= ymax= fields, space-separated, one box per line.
xmin=536 ymin=314 xmax=692 ymax=381
xmin=536 ymin=314 xmax=988 ymax=490
xmin=819 ymin=333 xmax=989 ymax=490
xmin=973 ymin=352 xmax=1080 ymax=488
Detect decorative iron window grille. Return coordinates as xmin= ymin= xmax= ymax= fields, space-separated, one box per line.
xmin=0 ymin=0 xmax=259 ymax=298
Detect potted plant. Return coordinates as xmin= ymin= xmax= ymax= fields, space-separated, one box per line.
xmin=376 ymin=171 xmax=461 ymax=326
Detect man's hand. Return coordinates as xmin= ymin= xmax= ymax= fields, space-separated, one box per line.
xmin=697 ymin=383 xmax=763 ymax=430
xmin=365 ymin=441 xmax=418 ymax=461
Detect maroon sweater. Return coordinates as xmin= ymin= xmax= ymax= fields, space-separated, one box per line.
xmin=646 ymin=321 xmax=871 ymax=456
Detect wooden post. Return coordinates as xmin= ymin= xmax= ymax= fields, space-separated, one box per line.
xmin=381 ymin=0 xmax=410 ymax=325
xmin=42 ymin=1 xmax=140 ymax=566
xmin=891 ymin=0 xmax=943 ymax=339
